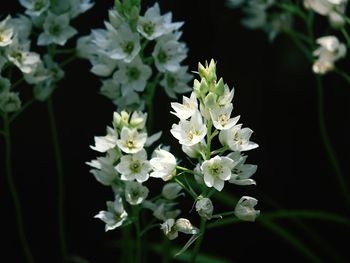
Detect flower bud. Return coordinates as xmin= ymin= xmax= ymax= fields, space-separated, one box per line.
xmin=204 ymin=92 xmax=217 ymax=109
xmin=215 ymin=78 xmax=224 ymax=96
xmin=113 ymin=111 xmax=129 ymax=129
xmin=196 ymin=197 xmax=213 ymax=219
xmin=234 ymin=196 xmax=260 ymax=222
xmin=162 ymin=183 xmax=182 ymax=200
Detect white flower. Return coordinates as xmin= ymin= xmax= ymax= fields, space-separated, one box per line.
xmin=0 ymin=16 xmax=14 ymax=47
xmin=97 ymin=23 xmax=140 ymax=63
xmin=150 ymin=149 xmax=177 ymax=181
xmin=182 ymin=141 xmax=205 ymax=159
xmin=23 ymin=61 xmax=50 ymax=85
xmin=38 ymin=12 xmax=77 ymax=46
xmin=227 ymin=152 xmax=257 ymax=186
xmin=171 ymin=110 xmax=207 ymax=146
xmin=90 ymin=52 xmax=118 ymax=77
xmin=210 ymin=104 xmax=240 ymax=130
xmin=116 ymin=149 xmax=151 ymax=182
xmin=100 ymin=78 xmax=121 ymax=100
xmin=0 ymin=92 xmax=21 ymax=113
xmin=217 ymin=84 xmax=235 ymax=106
xmin=69 ymin=0 xmax=94 ymax=18
xmin=195 ymin=197 xmax=213 ymax=219
xmin=19 ymin=0 xmax=50 ymax=17
xmin=124 ymin=181 xmax=149 ymax=205
xmin=219 ymin=124 xmax=259 ymax=152
xmin=9 ymin=15 xmax=32 ymax=42
xmin=234 ymin=196 xmax=260 ymax=222
xmin=241 ymin=4 xmax=268 ymax=29
xmin=304 ymin=0 xmax=347 ymax=26
xmin=313 ymin=35 xmax=346 ymax=74
xmin=152 ymin=35 xmax=187 ymax=72
xmin=161 ymin=218 xmax=199 ymax=240
xmin=94 ymin=196 xmax=128 ymax=231
xmin=162 ymin=183 xmax=182 ymax=200
xmin=171 ymin=92 xmax=198 ymax=120
xmin=6 ymin=40 xmax=40 ymax=74
xmin=76 ymin=35 xmax=96 ymax=59
xmin=129 ymin=111 xmax=148 ymax=130
xmin=113 ymin=91 xmax=144 ymax=111
xmin=201 ymin=155 xmax=234 ymax=191
xmin=113 ymin=56 xmax=152 ymax=96
xmin=90 ymin=127 xmax=119 ymax=153
xmin=143 ymin=199 xmax=180 ymax=221
xmin=160 ymin=66 xmax=192 ymax=99
xmin=116 ymin=127 xmax=147 ymax=154
xmin=137 ymin=3 xmax=183 ymax=40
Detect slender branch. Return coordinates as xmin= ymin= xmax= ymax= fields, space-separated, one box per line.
xmin=315 ymin=76 xmax=350 ymax=205
xmin=2 ymin=113 xmax=34 ymax=263
xmin=205 ymin=120 xmax=213 ymax=160
xmin=174 ymin=178 xmax=197 ymax=200
xmin=47 ymin=98 xmax=68 ymax=262
xmin=189 ymin=217 xmax=207 ymax=263
xmin=176 ymin=165 xmax=195 ymax=175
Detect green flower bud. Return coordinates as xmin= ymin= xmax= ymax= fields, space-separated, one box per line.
xmin=199 ymin=78 xmax=209 ymax=94
xmin=208 ymin=59 xmax=217 ymax=83
xmin=215 ymin=78 xmax=224 ymax=96
xmin=113 ymin=110 xmax=129 ymax=129
xmin=204 ymin=92 xmax=217 ymax=109
xmin=198 ymin=62 xmax=207 ymax=79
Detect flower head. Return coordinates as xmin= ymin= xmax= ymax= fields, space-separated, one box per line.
xmin=116 ymin=127 xmax=147 ymax=154
xmin=150 ymin=149 xmax=177 ymax=181
xmin=234 ymin=196 xmax=260 ymax=222
xmin=219 ymin=124 xmax=258 ymax=152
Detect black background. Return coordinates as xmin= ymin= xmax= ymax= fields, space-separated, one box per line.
xmin=2 ymin=0 xmax=350 ymax=262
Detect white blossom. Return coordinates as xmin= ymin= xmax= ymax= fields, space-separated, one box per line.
xmin=219 ymin=124 xmax=259 ymax=152
xmin=69 ymin=0 xmax=94 ymax=18
xmin=137 ymin=3 xmax=183 ymax=40
xmin=38 ymin=12 xmax=77 ymax=46
xmin=100 ymin=78 xmax=121 ymax=100
xmin=124 ymin=181 xmax=149 ymax=205
xmin=234 ymin=196 xmax=260 ymax=222
xmin=160 ymin=65 xmax=192 ymax=99
xmin=19 ymin=0 xmax=50 ymax=17
xmin=116 ymin=127 xmax=147 ymax=154
xmin=90 ymin=127 xmax=119 ymax=153
xmin=8 ymin=15 xmax=32 ymax=42
xmin=0 ymin=92 xmax=21 ymax=113
xmin=0 ymin=16 xmax=14 ymax=47
xmin=196 ymin=197 xmax=214 ymax=219
xmin=161 ymin=218 xmax=198 ymax=240
xmin=150 ymin=149 xmax=177 ymax=181
xmin=116 ymin=149 xmax=151 ymax=182
xmin=210 ymin=104 xmax=240 ymax=130
xmin=227 ymin=152 xmax=257 ymax=186
xmin=113 ymin=56 xmax=152 ymax=96
xmin=171 ymin=110 xmax=207 ymax=146
xmin=313 ymin=35 xmax=346 ymax=74
xmin=152 ymin=34 xmax=187 ymax=72
xmin=171 ymin=92 xmax=198 ymax=120
xmin=162 ymin=183 xmax=182 ymax=200
xmin=94 ymin=196 xmax=128 ymax=231
xmin=201 ymin=155 xmax=235 ymax=191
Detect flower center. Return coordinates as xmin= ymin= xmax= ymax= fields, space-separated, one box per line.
xmin=126 ymin=138 xmax=135 ymax=149
xmin=143 ymin=22 xmax=155 ymax=36
xmin=11 ymin=51 xmax=23 ymax=62
xmin=122 ymin=41 xmax=135 ymax=54
xmin=188 ymin=129 xmax=201 ymax=141
xmin=209 ymin=164 xmax=222 ymax=176
xmin=166 ymin=74 xmax=176 ymax=87
xmin=127 ymin=66 xmax=140 ymax=81
xmin=218 ymin=114 xmax=228 ymax=126
xmin=49 ymin=24 xmax=61 ymax=36
xmin=129 ymin=160 xmax=141 ymax=173
xmin=34 ymin=0 xmax=44 ymax=11
xmin=157 ymin=49 xmax=168 ymax=64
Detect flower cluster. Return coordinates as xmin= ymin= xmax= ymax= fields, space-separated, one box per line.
xmin=170 ymin=59 xmax=260 ymax=222
xmin=88 ymin=110 xmax=198 ymax=240
xmin=0 ymin=0 xmax=93 ymax=113
xmin=226 ymin=0 xmax=293 ymax=41
xmin=78 ymin=2 xmax=191 ymax=110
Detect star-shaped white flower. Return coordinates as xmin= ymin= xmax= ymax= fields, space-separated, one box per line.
xmin=116 ymin=127 xmax=147 ymax=154
xmin=116 ymin=149 xmax=151 ymax=182
xmin=160 ymin=65 xmax=192 ymax=99
xmin=219 ymin=124 xmax=258 ymax=152
xmin=124 ymin=181 xmax=149 ymax=205
xmin=171 ymin=110 xmax=207 ymax=146
xmin=90 ymin=127 xmax=118 ymax=153
xmin=227 ymin=152 xmax=257 ymax=186
xmin=0 ymin=16 xmax=14 ymax=47
xmin=171 ymin=92 xmax=198 ymax=120
xmin=209 ymin=103 xmax=240 ymax=130
xmin=94 ymin=195 xmax=128 ymax=231
xmin=201 ymin=155 xmax=234 ymax=191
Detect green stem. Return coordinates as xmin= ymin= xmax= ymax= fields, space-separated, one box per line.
xmin=176 ymin=165 xmax=195 ymax=175
xmin=205 ymin=120 xmax=213 ymax=160
xmin=315 ymin=76 xmax=350 ymax=205
xmin=174 ymin=178 xmax=197 ymax=200
xmin=47 ymin=98 xmax=67 ymax=262
xmin=189 ymin=217 xmax=207 ymax=263
xmin=133 ymin=206 xmax=142 ymax=263
xmin=146 ymin=73 xmax=162 ymax=132
xmin=2 ymin=113 xmax=34 ymax=263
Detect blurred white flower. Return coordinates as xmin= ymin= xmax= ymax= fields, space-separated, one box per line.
xmin=304 ymin=0 xmax=347 ymax=26
xmin=90 ymin=127 xmax=119 ymax=153
xmin=160 ymin=65 xmax=192 ymax=99
xmin=19 ymin=0 xmax=50 ymax=17
xmin=201 ymin=155 xmax=234 ymax=191
xmin=0 ymin=16 xmax=14 ymax=47
xmin=116 ymin=149 xmax=151 ymax=182
xmin=0 ymin=92 xmax=21 ymax=113
xmin=0 ymin=77 xmax=11 ymax=95
xmin=162 ymin=182 xmax=182 ymax=200
xmin=9 ymin=15 xmax=32 ymax=42
xmin=124 ymin=181 xmax=149 ymax=205
xmin=234 ymin=196 xmax=260 ymax=222
xmin=113 ymin=56 xmax=152 ymax=96
xmin=137 ymin=3 xmax=183 ymax=40
xmin=313 ymin=35 xmax=346 ymax=74
xmin=94 ymin=196 xmax=128 ymax=231
xmin=38 ymin=12 xmax=77 ymax=46
xmin=69 ymin=0 xmax=94 ymax=18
